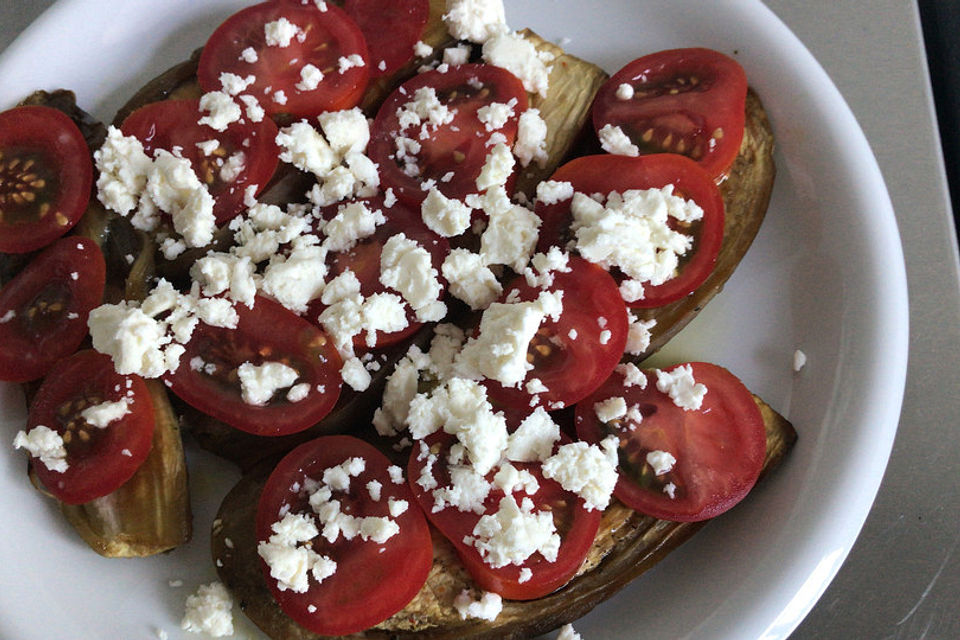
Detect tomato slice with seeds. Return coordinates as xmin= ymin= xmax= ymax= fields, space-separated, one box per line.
xmin=408 ymin=432 xmax=601 ymax=600
xmin=120 ymin=99 xmax=280 ymax=225
xmin=535 ymin=154 xmax=724 ymax=308
xmin=343 ymin=0 xmax=430 ymax=77
xmin=575 ymin=362 xmax=767 ymax=522
xmin=0 ymin=236 xmax=105 ymax=382
xmin=25 ymin=350 xmax=155 ymax=505
xmin=164 ymin=295 xmax=342 ymax=436
xmin=197 ymin=0 xmax=370 ymax=119
xmin=368 ymin=63 xmax=528 ymax=206
xmin=484 ymin=256 xmax=628 ymax=411
xmin=0 ymin=105 xmax=93 ymax=253
xmin=256 ymin=435 xmax=432 ymax=636
xmin=592 ymin=48 xmax=747 ymax=181
xmin=306 ymin=195 xmax=450 ymax=350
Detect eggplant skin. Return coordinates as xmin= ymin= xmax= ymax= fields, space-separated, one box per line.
xmin=211 ymin=394 xmax=795 ymax=640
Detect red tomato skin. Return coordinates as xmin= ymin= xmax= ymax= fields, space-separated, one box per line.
xmin=343 ymin=0 xmax=430 ymax=77
xmin=535 ymin=153 xmax=725 ymax=308
xmin=485 ymin=256 xmax=629 ymax=411
xmin=256 ymin=435 xmax=433 ymax=636
xmin=592 ymin=48 xmax=747 ymax=181
xmin=197 ymin=1 xmax=370 ymax=119
xmin=368 ymin=63 xmax=528 ymax=206
xmin=26 ymin=350 xmax=155 ymax=505
xmin=0 ymin=105 xmax=93 ymax=253
xmin=408 ymin=433 xmax=601 ymax=600
xmin=0 ymin=236 xmax=106 ymax=382
xmin=164 ymin=295 xmax=342 ymax=436
xmin=120 ymin=99 xmax=280 ymax=225
xmin=576 ymin=362 xmax=767 ymax=522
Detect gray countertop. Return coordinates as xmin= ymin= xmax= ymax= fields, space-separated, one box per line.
xmin=2 ymin=1 xmax=958 ymax=638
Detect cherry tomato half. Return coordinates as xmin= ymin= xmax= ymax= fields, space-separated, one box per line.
xmin=0 ymin=236 xmax=105 ymax=382
xmin=575 ymin=362 xmax=767 ymax=522
xmin=535 ymin=154 xmax=724 ymax=308
xmin=0 ymin=105 xmax=93 ymax=253
xmin=120 ymin=99 xmax=279 ymax=225
xmin=485 ymin=256 xmax=628 ymax=411
xmin=408 ymin=432 xmax=601 ymax=600
xmin=307 ymin=195 xmax=450 ymax=350
xmin=25 ymin=350 xmax=155 ymax=505
xmin=343 ymin=0 xmax=430 ymax=77
xmin=592 ymin=48 xmax=747 ymax=181
xmin=164 ymin=295 xmax=342 ymax=436
xmin=198 ymin=1 xmax=370 ymax=119
xmin=256 ymin=435 xmax=433 ymax=635
xmin=368 ymin=63 xmax=528 ymax=206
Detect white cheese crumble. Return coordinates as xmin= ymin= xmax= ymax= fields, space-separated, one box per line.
xmin=625 ymin=315 xmax=656 ymax=355
xmin=793 ymin=349 xmax=808 ymax=372
xmin=656 ymin=364 xmax=708 ymax=411
xmin=443 ymin=0 xmax=508 ymax=43
xmin=295 ymin=63 xmax=324 ymax=91
xmin=477 ymin=187 xmax=541 ymax=272
xmin=264 ymin=18 xmax=300 ymax=48
xmin=421 ymin=188 xmax=473 ymax=237
xmin=257 ymin=513 xmax=337 ymax=593
xmin=379 ymin=233 xmax=446 ymax=322
xmin=237 ymin=361 xmax=299 ymax=406
xmin=80 ymin=398 xmax=131 ymax=428
xmin=571 ymin=186 xmax=703 ymax=288
xmin=597 ymin=123 xmax=640 ymax=156
xmin=12 ymin=425 xmax=68 ymax=473
xmin=646 ymin=450 xmax=677 ymax=476
xmin=514 ymin=108 xmax=549 ymax=168
xmin=470 ymin=494 xmax=559 ymax=568
xmin=198 ymin=91 xmax=242 ymax=132
xmin=276 ymin=121 xmax=337 ymax=176
xmin=453 ymin=590 xmax=504 ymax=621
xmin=504 ymin=407 xmax=560 ymax=462
xmin=594 ymin=396 xmax=627 ymax=423
xmin=180 ymin=582 xmax=234 ymax=637
xmin=441 ymin=249 xmax=502 ymax=310
xmin=94 ymin=126 xmax=152 ymax=216
xmin=541 ymin=436 xmax=619 ymax=511
xmin=482 ymin=31 xmax=554 ymax=97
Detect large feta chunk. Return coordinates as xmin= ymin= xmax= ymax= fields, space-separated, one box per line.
xmin=379 ymin=234 xmax=446 ymax=322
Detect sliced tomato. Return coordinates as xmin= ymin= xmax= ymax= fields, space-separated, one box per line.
xmin=256 ymin=435 xmax=432 ymax=635
xmin=575 ymin=362 xmax=767 ymax=522
xmin=343 ymin=0 xmax=430 ymax=77
xmin=120 ymin=99 xmax=279 ymax=225
xmin=368 ymin=63 xmax=528 ymax=206
xmin=592 ymin=48 xmax=747 ymax=181
xmin=484 ymin=256 xmax=627 ymax=411
xmin=306 ymin=195 xmax=450 ymax=350
xmin=164 ymin=295 xmax=342 ymax=436
xmin=535 ymin=154 xmax=724 ymax=308
xmin=408 ymin=432 xmax=601 ymax=600
xmin=197 ymin=1 xmax=369 ymax=119
xmin=0 ymin=105 xmax=93 ymax=253
xmin=24 ymin=350 xmax=154 ymax=505
xmin=0 ymin=236 xmax=105 ymax=382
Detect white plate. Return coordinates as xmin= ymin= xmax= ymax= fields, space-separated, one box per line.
xmin=0 ymin=1 xmax=908 ymax=639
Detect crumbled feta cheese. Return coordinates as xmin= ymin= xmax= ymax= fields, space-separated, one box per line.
xmin=80 ymin=398 xmax=131 ymax=428
xmin=793 ymin=349 xmax=808 ymax=372
xmin=257 ymin=513 xmax=336 ymax=593
xmin=318 ymin=108 xmax=370 ymax=157
xmin=470 ymin=494 xmax=559 ymax=567
xmin=453 ymin=590 xmax=503 ymax=621
xmin=442 ymin=249 xmax=502 ymax=310
xmin=443 ymin=0 xmax=508 ymax=43
xmin=557 ymin=623 xmax=583 ymax=640
xmin=295 ymin=63 xmax=325 ymax=91
xmin=276 ymin=121 xmax=337 ymax=176
xmin=219 ymin=72 xmax=255 ymax=96
xmin=541 ymin=436 xmax=620 ymax=510
xmin=594 ymin=396 xmax=627 ymax=423
xmin=380 ymin=234 xmax=446 ymax=322
xmin=504 ymin=407 xmax=560 ymax=462
xmin=443 ymin=44 xmax=471 ymax=65
xmin=646 ymin=450 xmax=676 ymax=476
xmin=432 ymin=465 xmax=492 ymax=513
xmin=13 ymin=425 xmax=68 ymax=473
xmin=597 ymin=123 xmax=640 ymax=156
xmin=94 ymin=126 xmax=152 ymax=216
xmin=477 ymin=98 xmax=516 ymax=132
xmin=475 ymin=143 xmax=515 ymax=192
xmin=180 ymin=582 xmax=234 ymax=637
xmin=615 ymin=362 xmax=647 ymax=388
xmin=264 ymin=18 xmax=300 ymax=48
xmin=625 ymin=315 xmax=655 ymax=355
xmin=421 ymin=188 xmax=472 ymax=237
xmin=145 ymin=150 xmax=217 ymax=248
xmin=198 ymin=91 xmax=242 ymax=132
xmin=482 ymin=31 xmax=554 ymax=97
xmin=477 ymin=188 xmax=541 ymax=272
xmin=455 ymin=290 xmax=562 ymax=388
xmin=656 ymin=364 xmax=707 ymax=411
xmin=240 ymin=46 xmax=258 ymax=63
xmin=514 ymin=108 xmax=548 ymax=167
xmin=342 ymin=356 xmax=373 ymax=391
xmin=238 ymin=361 xmax=299 ymax=406
xmin=338 ymin=54 xmax=365 ymax=73
xmin=322 ymin=200 xmax=386 ymax=252
xmin=413 ymin=40 xmax=434 ymax=58
xmin=522 ymin=247 xmax=571 ymax=289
